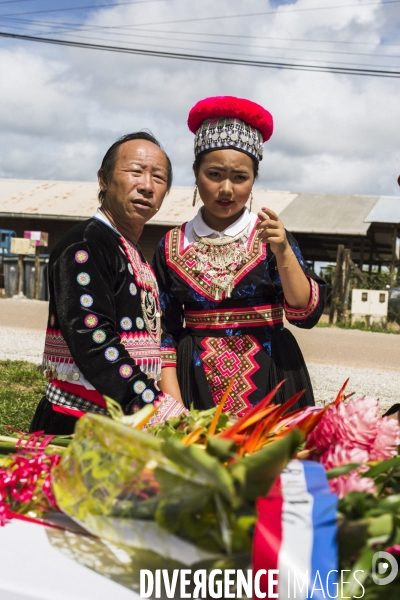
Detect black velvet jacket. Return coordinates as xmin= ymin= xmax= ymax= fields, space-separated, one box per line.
xmin=43 ymin=218 xmax=162 ymax=412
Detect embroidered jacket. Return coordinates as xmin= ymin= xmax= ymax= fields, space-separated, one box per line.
xmin=153 ymin=211 xmax=326 ymax=416
xmin=155 ymin=218 xmax=325 ymax=371
xmin=42 ymin=218 xmax=163 ymax=415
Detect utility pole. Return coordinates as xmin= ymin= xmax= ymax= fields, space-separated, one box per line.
xmin=329 ymin=244 xmax=344 ymax=324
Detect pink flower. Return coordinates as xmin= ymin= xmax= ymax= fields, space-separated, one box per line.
xmin=370 ymin=417 xmax=400 ymax=461
xmin=306 ymin=396 xmax=400 ymax=499
xmin=319 ymin=443 xmax=374 ymax=498
xmin=307 ymin=397 xmax=400 ymax=460
xmin=321 ymin=443 xmax=369 ymax=470
xmin=329 ymin=471 xmax=377 ymax=498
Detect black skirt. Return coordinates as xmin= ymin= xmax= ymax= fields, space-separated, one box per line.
xmin=29 ymin=397 xmax=79 ymax=435
xmin=177 ymin=328 xmax=314 ymax=414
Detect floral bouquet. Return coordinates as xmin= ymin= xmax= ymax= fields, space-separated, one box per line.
xmin=50 ymin=384 xmax=303 ymax=564
xmin=305 ymin=395 xmax=400 ymax=597
xmin=1 ymin=381 xmax=400 ymax=598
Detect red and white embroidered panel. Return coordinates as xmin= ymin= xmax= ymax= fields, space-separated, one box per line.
xmin=199 ymin=334 xmax=260 ymax=417
xmin=165 ymin=224 xmax=266 ymax=302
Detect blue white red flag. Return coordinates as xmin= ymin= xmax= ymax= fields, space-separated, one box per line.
xmin=253 ymin=460 xmax=338 ymax=599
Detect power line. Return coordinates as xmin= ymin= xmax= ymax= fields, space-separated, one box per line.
xmin=108 ymin=27 xmax=400 ymax=49
xmin=1 ymin=0 xmax=399 ymax=21
xmin=62 ymin=0 xmax=400 ymax=31
xmin=0 ymin=0 xmax=169 ymax=18
xmin=1 ymin=5 xmax=399 ymax=48
xmin=1 ymin=30 xmax=399 ymax=78
xmin=1 ymin=13 xmax=399 ymax=61
xmin=13 ymin=26 xmax=396 ymax=68
xmin=42 ymin=27 xmax=400 ymax=60
xmin=1 ymin=13 xmax=399 ymax=56
xmin=11 ymin=22 xmax=397 ymax=62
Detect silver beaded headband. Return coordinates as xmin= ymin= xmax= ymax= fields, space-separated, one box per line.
xmin=194 ymin=117 xmax=264 ymax=161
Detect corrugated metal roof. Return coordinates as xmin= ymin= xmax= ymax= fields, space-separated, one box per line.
xmin=0 ymin=179 xmax=99 ymax=220
xmin=0 ymin=178 xmax=297 ymax=224
xmin=156 ymin=187 xmax=298 ymax=225
xmin=278 ymin=193 xmax=379 ymax=235
xmin=1 ymin=178 xmax=396 ymax=233
xmin=364 ymin=196 xmax=400 ymax=224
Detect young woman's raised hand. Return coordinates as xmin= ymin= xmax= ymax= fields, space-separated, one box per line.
xmin=256 ymin=207 xmax=289 ymax=256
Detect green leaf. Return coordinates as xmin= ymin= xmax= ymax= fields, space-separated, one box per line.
xmin=103 ymin=395 xmax=124 ymax=419
xmin=214 ymin=493 xmax=232 ymax=554
xmin=341 ymin=546 xmax=375 ymax=598
xmin=162 ymin=437 xmax=236 ymax=503
xmin=362 ymin=578 xmax=400 ymax=600
xmin=339 ymin=513 xmax=394 ymax=562
xmin=367 ymin=513 xmax=393 ymax=541
xmin=228 ymin=429 xmax=303 ymax=504
xmin=206 ymin=436 xmax=237 ymax=461
xmin=338 ymin=516 xmax=370 ymax=561
xmin=377 ymin=494 xmax=400 ymax=513
xmin=326 ymin=463 xmax=360 ymax=480
xmin=363 ymin=456 xmax=400 ymax=479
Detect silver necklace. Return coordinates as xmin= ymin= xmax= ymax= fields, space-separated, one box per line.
xmin=192 ymin=224 xmax=250 ymax=300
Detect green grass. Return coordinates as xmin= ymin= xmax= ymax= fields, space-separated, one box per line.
xmin=317 ymin=321 xmax=400 ymax=334
xmin=0 ymin=360 xmax=46 ymax=436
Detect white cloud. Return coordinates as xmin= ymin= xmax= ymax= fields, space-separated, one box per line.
xmin=0 ymin=0 xmax=399 ymax=195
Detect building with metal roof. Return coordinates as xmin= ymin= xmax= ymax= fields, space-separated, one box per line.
xmin=0 ymin=178 xmax=398 ymax=272
xmin=364 ymin=196 xmax=400 ymax=224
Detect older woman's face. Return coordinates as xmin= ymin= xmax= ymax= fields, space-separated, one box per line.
xmin=195 ymin=149 xmax=255 ymax=226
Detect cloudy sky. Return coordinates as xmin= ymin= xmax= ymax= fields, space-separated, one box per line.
xmin=0 ymin=0 xmax=399 ymax=196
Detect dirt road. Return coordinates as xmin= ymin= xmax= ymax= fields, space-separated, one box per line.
xmin=1 ymin=299 xmax=398 ymax=369
xmin=1 ymin=298 xmax=399 ymax=410
xmin=287 ymin=323 xmax=400 ymax=371
xmin=0 ymin=298 xmax=48 ymax=331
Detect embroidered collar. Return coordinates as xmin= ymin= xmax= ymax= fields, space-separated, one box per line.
xmin=193 ymin=206 xmax=253 ymax=238
xmin=185 ymin=207 xmax=257 ymax=249
xmin=165 ymin=221 xmax=266 ymax=302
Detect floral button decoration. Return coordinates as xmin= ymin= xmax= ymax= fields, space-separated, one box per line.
xmin=104 ymin=347 xmax=119 ymax=362
xmin=119 ymin=364 xmax=133 ymax=378
xmin=77 ymin=272 xmax=90 ymax=286
xmin=75 ymin=250 xmax=89 ymax=264
xmin=92 ymin=329 xmax=106 ymax=344
xmin=142 ymin=389 xmax=155 ymax=403
xmin=84 ymin=314 xmax=98 ymax=328
xmin=120 ymin=317 xmax=133 ymax=331
xmin=133 ymin=380 xmax=146 ymax=394
xmin=80 ymin=294 xmax=93 ymax=308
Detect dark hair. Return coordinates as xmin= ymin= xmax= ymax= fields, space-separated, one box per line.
xmin=193 ymin=150 xmax=259 ymax=180
xmin=98 ymin=131 xmax=173 ymax=204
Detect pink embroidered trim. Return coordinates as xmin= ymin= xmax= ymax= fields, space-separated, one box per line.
xmin=120 ymin=236 xmax=160 ymax=295
xmin=184 ymin=304 xmax=283 ymax=329
xmin=145 ymin=394 xmax=188 ymax=427
xmin=43 ymin=328 xmax=73 ymax=363
xmin=161 ymin=347 xmax=177 ymax=368
xmin=284 ymin=277 xmax=320 ymax=321
xmin=119 ymin=331 xmax=161 ymax=361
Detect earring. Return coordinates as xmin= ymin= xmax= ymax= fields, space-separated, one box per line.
xmin=192 ymin=186 xmax=198 ymax=207
xmin=249 ymin=190 xmax=253 ymax=212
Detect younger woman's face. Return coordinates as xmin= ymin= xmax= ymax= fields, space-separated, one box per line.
xmin=195 ymin=149 xmax=255 ymax=229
